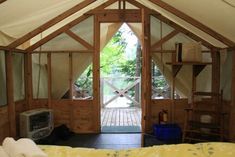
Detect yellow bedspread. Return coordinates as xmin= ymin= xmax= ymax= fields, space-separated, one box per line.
xmin=39 ymin=142 xmax=235 ymax=157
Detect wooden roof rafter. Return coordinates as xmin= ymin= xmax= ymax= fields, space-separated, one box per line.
xmin=151 ymin=30 xmax=179 ymax=50
xmin=152 ymin=13 xmax=219 ymax=49
xmin=7 ymin=0 xmax=96 ymax=49
xmin=32 ymin=50 xmax=94 ymax=54
xmin=151 ymin=14 xmax=215 ymax=49
xmin=0 ymin=0 xmax=6 ymax=4
xmin=149 ymin=0 xmax=235 ymax=47
xmin=0 ymin=46 xmax=27 ymax=53
xmin=123 ymin=0 xmax=216 ymax=49
xmin=23 ymin=0 xmax=218 ymax=51
xmin=26 ymin=15 xmax=91 ymax=51
xmin=26 ymin=0 xmax=120 ymax=52
xmin=65 ymin=30 xmax=94 ymax=50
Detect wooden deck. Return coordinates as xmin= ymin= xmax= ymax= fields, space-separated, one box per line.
xmin=101 ymin=107 xmax=141 ymax=127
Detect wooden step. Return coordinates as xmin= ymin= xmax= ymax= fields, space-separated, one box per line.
xmin=185 ymin=129 xmax=221 ymax=136
xmin=184 ymin=137 xmax=219 ymax=142
xmin=188 ymin=121 xmax=220 ymax=129
xmin=193 ymin=91 xmax=221 ymax=96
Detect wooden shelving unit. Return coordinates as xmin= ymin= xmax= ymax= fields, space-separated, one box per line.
xmin=166 ymin=60 xmax=225 ymax=142
xmin=182 ymin=90 xmax=225 ymax=142
xmin=166 ymin=61 xmax=212 ymax=123
xmin=166 ymin=62 xmax=211 ymax=77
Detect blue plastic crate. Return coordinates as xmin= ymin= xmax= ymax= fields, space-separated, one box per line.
xmin=153 ymin=124 xmax=182 ymax=142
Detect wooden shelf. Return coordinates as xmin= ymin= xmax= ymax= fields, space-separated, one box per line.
xmin=166 ymin=62 xmax=212 ymax=77
xmin=166 ymin=61 xmax=212 ymax=65
xmin=185 ymin=129 xmax=221 ymax=136
xmin=188 ymin=121 xmax=220 ymax=129
xmin=193 ymin=91 xmax=221 ymax=96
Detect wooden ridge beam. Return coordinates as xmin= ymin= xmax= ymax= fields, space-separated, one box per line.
xmin=86 ymin=9 xmax=140 ymax=14
xmin=151 ymin=30 xmax=179 ymax=50
xmin=65 ymin=30 xmax=94 ymax=50
xmin=152 ymin=50 xmax=211 ymax=53
xmin=151 ymin=50 xmax=175 ymax=53
xmin=149 ymin=0 xmax=235 ymax=47
xmin=8 ymin=0 xmax=96 ymax=48
xmin=26 ymin=15 xmax=90 ymax=51
xmin=32 ymin=50 xmax=94 ymax=53
xmin=97 ymin=9 xmax=141 ymax=22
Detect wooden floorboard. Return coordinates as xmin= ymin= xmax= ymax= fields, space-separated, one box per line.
xmin=101 ymin=107 xmax=141 ymax=127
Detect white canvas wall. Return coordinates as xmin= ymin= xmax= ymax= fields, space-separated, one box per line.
xmin=12 ymin=53 xmax=25 ymax=101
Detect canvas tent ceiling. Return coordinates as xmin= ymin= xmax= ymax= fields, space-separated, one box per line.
xmin=0 ymin=0 xmax=233 ymax=100
xmin=0 ymin=0 xmax=234 ymax=48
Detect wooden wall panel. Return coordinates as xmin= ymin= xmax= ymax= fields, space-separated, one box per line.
xmin=0 ymin=100 xmax=27 ymax=143
xmin=150 ymin=99 xmax=188 ymax=130
xmin=0 ymin=106 xmax=10 ymax=142
xmin=151 ymin=99 xmax=172 ymax=126
xmin=52 ymin=100 xmax=71 ymax=129
xmin=72 ymin=101 xmax=94 ymax=133
xmin=229 ymin=51 xmax=235 ymax=141
xmin=51 ymin=100 xmax=95 ymax=133
xmin=30 ymin=99 xmax=48 ymax=109
xmin=15 ymin=100 xmax=28 ymax=137
xmin=174 ymin=99 xmax=189 ymax=129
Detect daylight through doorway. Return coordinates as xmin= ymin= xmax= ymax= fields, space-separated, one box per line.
xmin=100 ymin=23 xmax=142 ymax=133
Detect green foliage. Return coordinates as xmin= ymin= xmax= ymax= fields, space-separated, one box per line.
xmin=75 ymin=24 xmax=170 ymax=100
xmin=100 ymin=30 xmax=127 ymax=76
xmin=75 ymin=65 xmax=93 ymax=96
xmin=117 ymin=59 xmax=136 ymax=77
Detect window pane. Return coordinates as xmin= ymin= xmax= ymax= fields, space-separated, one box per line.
xmin=0 ymin=51 xmax=7 ymax=105
xmin=51 ymin=53 xmax=69 ymax=99
xmin=32 ymin=53 xmax=48 ymax=99
xmin=72 ymin=53 xmax=93 ymax=100
xmin=13 ymin=53 xmax=25 ymax=101
xmin=151 ymin=59 xmax=171 ymax=99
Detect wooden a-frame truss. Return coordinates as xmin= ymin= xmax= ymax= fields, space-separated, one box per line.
xmin=5 ymin=0 xmax=235 ymax=52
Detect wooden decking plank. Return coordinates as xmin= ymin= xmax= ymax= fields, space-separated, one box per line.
xmin=101 ymin=107 xmax=141 ymax=127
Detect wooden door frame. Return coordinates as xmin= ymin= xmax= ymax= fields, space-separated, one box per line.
xmin=93 ymin=10 xmax=151 ymax=133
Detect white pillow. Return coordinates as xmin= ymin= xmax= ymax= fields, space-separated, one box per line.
xmin=0 ymin=147 xmax=9 ymax=157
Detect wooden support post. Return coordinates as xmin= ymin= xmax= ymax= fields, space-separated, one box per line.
xmin=93 ymin=15 xmax=100 ymax=132
xmin=6 ymin=51 xmax=16 ymax=137
xmin=123 ymin=0 xmax=126 ymax=9
xmin=211 ymin=49 xmax=220 ymax=94
xmin=25 ymin=53 xmax=33 ymax=109
xmin=47 ymin=53 xmax=52 ymax=109
xmin=229 ymin=50 xmax=235 ymax=141
xmin=69 ymin=52 xmax=73 ymax=100
xmin=171 ymin=74 xmax=175 ymax=122
xmin=141 ymin=8 xmax=151 ymax=133
xmin=24 ymin=53 xmax=29 ymax=110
